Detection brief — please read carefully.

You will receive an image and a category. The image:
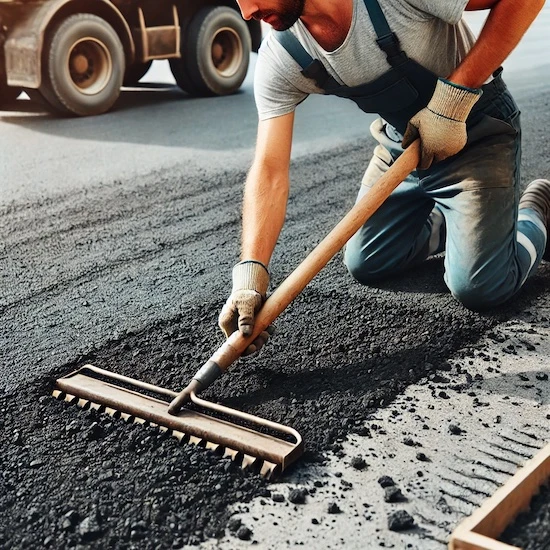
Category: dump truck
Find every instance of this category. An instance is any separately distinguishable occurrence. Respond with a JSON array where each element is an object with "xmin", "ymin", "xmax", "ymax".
[{"xmin": 0, "ymin": 0, "xmax": 262, "ymax": 116}]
